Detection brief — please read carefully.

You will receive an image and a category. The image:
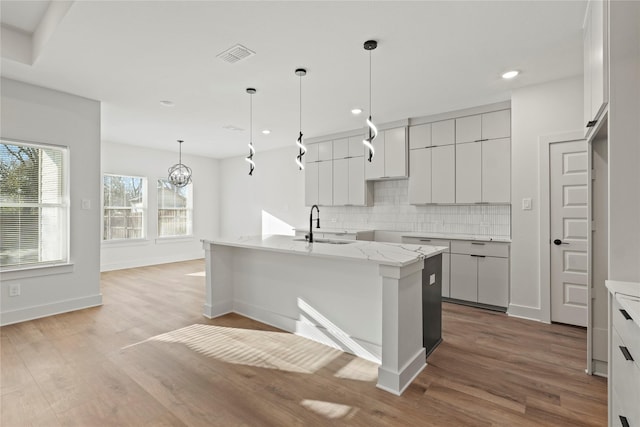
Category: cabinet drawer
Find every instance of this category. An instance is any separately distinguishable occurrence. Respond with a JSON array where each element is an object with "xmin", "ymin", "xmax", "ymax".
[
  {"xmin": 450, "ymin": 240, "xmax": 509, "ymax": 257},
  {"xmin": 613, "ymin": 295, "xmax": 640, "ymax": 371},
  {"xmin": 612, "ymin": 328, "xmax": 640, "ymax": 424},
  {"xmin": 402, "ymin": 237, "xmax": 450, "ymax": 250}
]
